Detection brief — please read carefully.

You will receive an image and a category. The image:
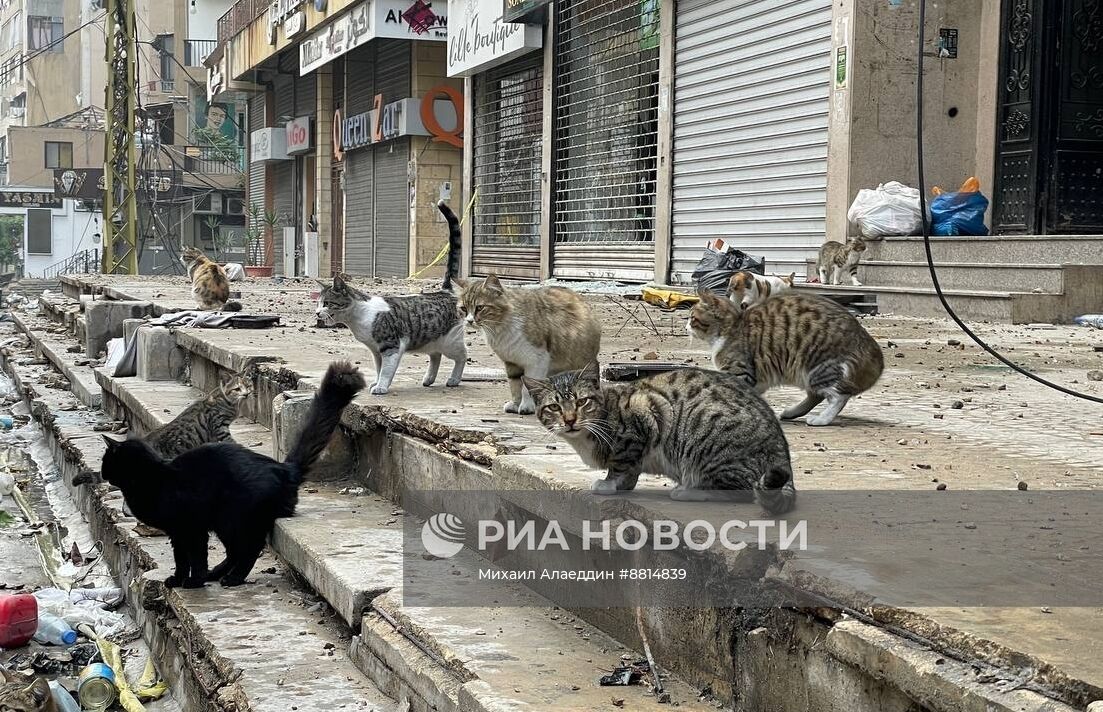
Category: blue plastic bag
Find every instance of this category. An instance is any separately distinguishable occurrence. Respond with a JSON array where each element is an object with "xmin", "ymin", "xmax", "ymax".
[{"xmin": 930, "ymin": 191, "xmax": 989, "ymax": 236}]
